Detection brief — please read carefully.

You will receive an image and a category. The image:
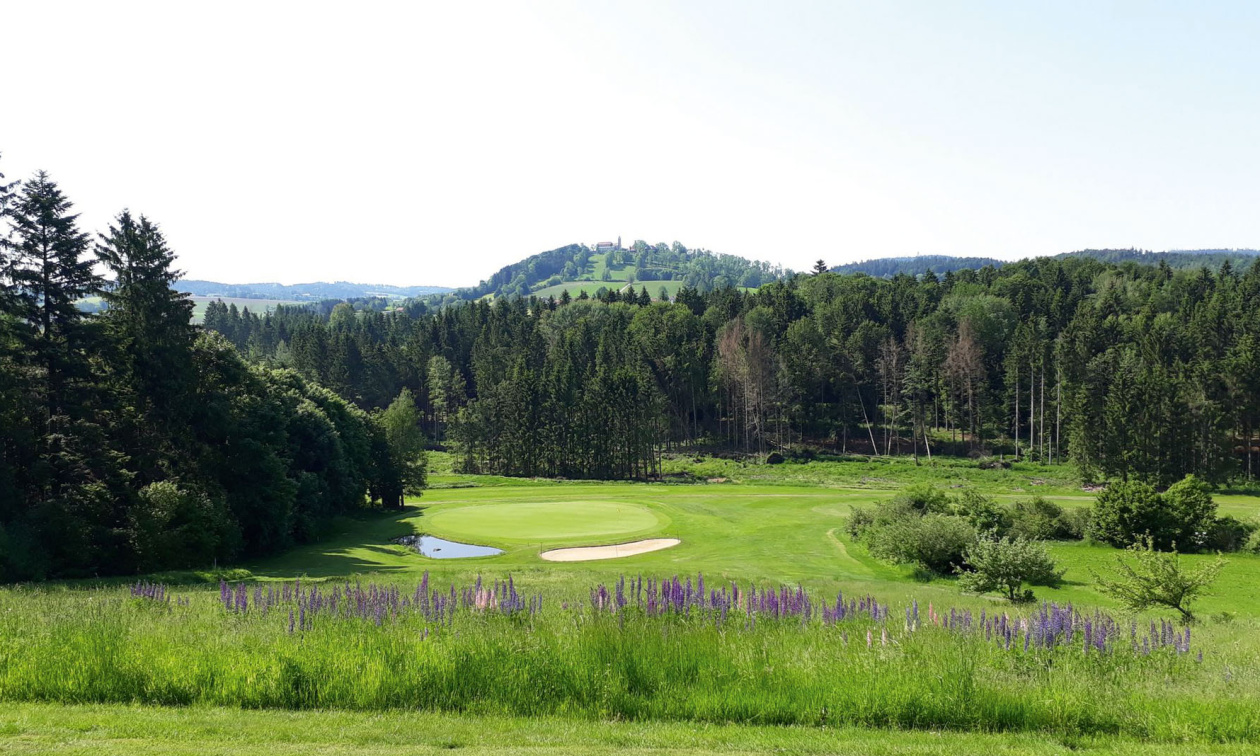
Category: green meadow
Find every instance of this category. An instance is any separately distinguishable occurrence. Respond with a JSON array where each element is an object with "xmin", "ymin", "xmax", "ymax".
[
  {"xmin": 3, "ymin": 455, "xmax": 1259, "ymax": 754},
  {"xmin": 189, "ymin": 296, "xmax": 297, "ymax": 323}
]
